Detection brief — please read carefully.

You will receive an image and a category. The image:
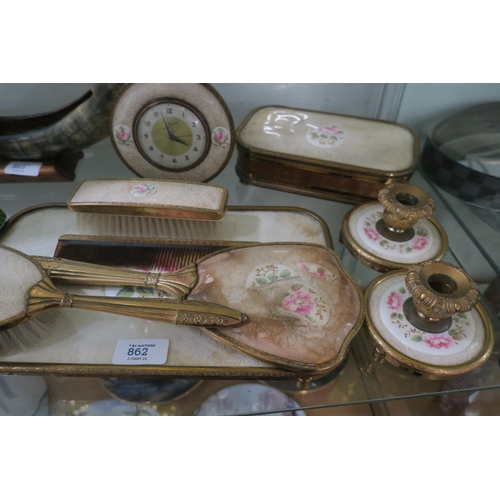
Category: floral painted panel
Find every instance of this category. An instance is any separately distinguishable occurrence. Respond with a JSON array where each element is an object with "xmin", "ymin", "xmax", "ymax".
[
  {"xmin": 211, "ymin": 126, "xmax": 231, "ymax": 148},
  {"xmin": 246, "ymin": 264, "xmax": 298, "ymax": 288},
  {"xmin": 113, "ymin": 124, "xmax": 133, "ymax": 147},
  {"xmin": 278, "ymin": 282, "xmax": 330, "ymax": 326},
  {"xmin": 130, "ymin": 183, "xmax": 157, "ymax": 197},
  {"xmin": 306, "ymin": 125, "xmax": 346, "ymax": 148},
  {"xmin": 104, "ymin": 286, "xmax": 170, "ymax": 299},
  {"xmin": 379, "ymin": 282, "xmax": 475, "ymax": 357},
  {"xmin": 188, "ymin": 244, "xmax": 362, "ymax": 365},
  {"xmin": 298, "ymin": 262, "xmax": 336, "ymax": 282},
  {"xmin": 360, "ymin": 209, "xmax": 432, "ymax": 255},
  {"xmin": 350, "ymin": 203, "xmax": 442, "ymax": 264}
]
